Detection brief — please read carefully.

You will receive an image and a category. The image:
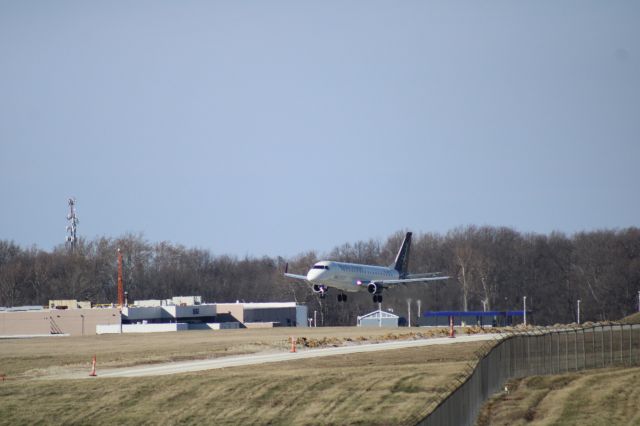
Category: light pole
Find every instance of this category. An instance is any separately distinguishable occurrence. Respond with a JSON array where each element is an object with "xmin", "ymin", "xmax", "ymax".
[
  {"xmin": 417, "ymin": 299, "xmax": 421, "ymax": 326},
  {"xmin": 523, "ymin": 296, "xmax": 527, "ymax": 326},
  {"xmin": 407, "ymin": 298, "xmax": 412, "ymax": 327},
  {"xmin": 577, "ymin": 299, "xmax": 581, "ymax": 325}
]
